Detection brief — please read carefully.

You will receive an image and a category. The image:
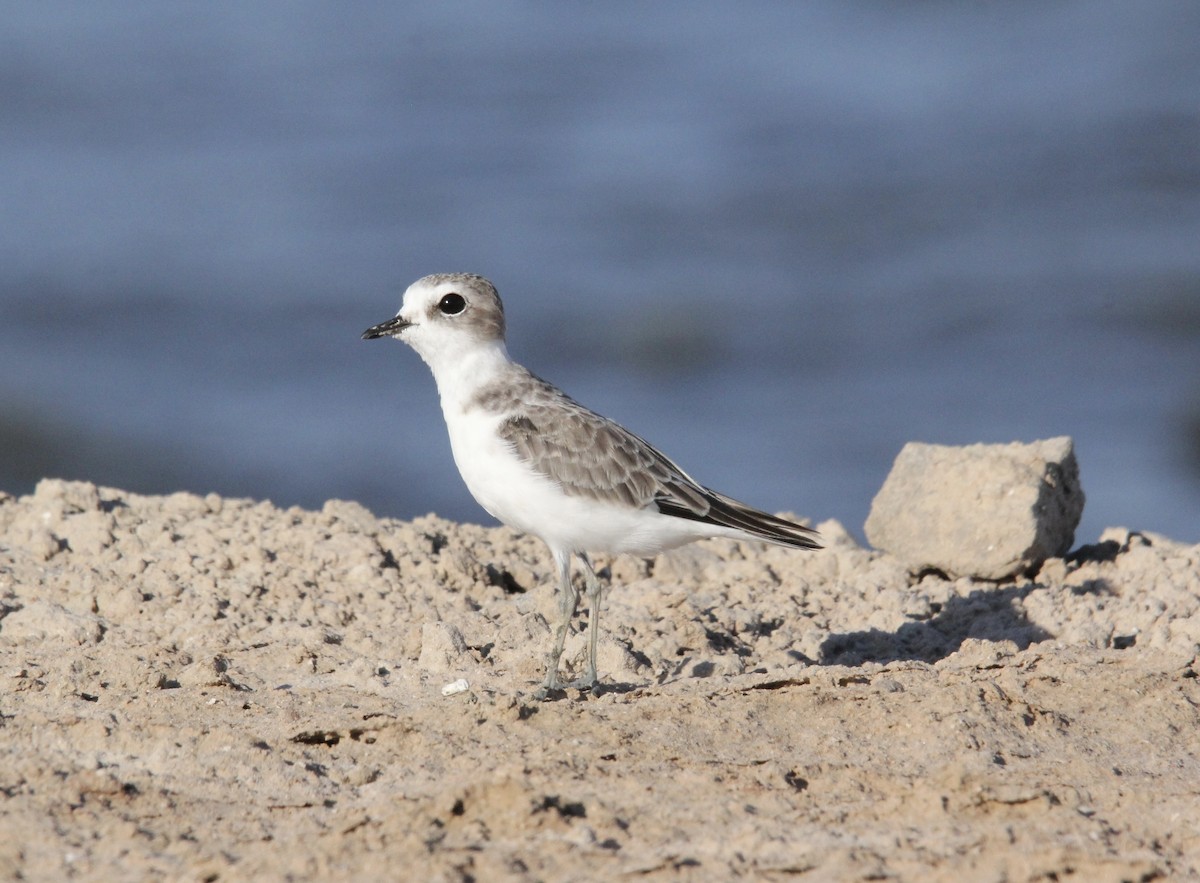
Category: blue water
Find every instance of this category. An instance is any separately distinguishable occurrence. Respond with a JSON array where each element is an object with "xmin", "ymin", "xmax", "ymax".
[{"xmin": 2, "ymin": 2, "xmax": 1198, "ymax": 545}]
